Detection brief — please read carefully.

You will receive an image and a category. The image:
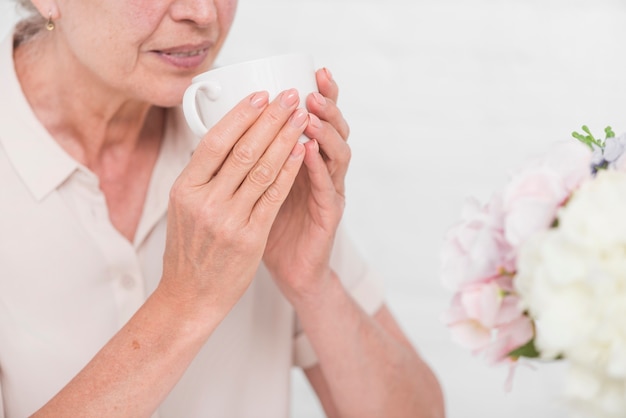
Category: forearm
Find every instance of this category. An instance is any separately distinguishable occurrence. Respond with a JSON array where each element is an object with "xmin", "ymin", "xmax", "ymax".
[
  {"xmin": 295, "ymin": 272, "xmax": 444, "ymax": 418},
  {"xmin": 31, "ymin": 287, "xmax": 222, "ymax": 418}
]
